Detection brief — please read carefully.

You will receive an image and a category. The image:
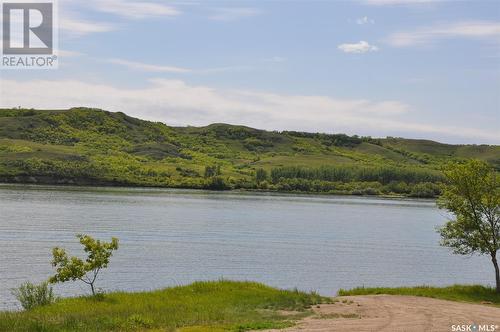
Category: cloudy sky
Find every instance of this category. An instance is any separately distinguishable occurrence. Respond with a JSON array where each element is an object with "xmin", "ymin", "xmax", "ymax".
[{"xmin": 1, "ymin": 0, "xmax": 499, "ymax": 144}]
